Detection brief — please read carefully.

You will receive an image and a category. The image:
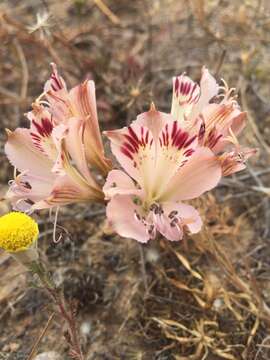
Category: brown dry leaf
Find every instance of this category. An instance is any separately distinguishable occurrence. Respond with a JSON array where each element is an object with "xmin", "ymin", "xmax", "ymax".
[
  {"xmin": 173, "ymin": 250, "xmax": 203, "ymax": 281},
  {"xmin": 214, "ymin": 349, "xmax": 238, "ymax": 360}
]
